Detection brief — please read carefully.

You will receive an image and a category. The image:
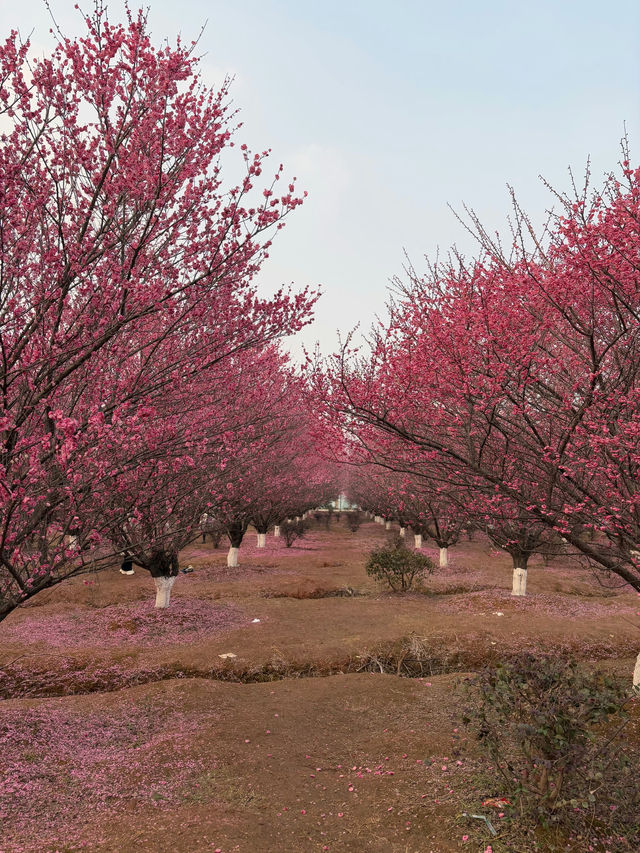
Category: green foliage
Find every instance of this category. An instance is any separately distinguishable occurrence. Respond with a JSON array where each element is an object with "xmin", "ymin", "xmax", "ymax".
[
  {"xmin": 366, "ymin": 537, "xmax": 433, "ymax": 592},
  {"xmin": 345, "ymin": 510, "xmax": 362, "ymax": 532},
  {"xmin": 281, "ymin": 519, "xmax": 305, "ymax": 548},
  {"xmin": 461, "ymin": 654, "xmax": 637, "ymax": 834}
]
